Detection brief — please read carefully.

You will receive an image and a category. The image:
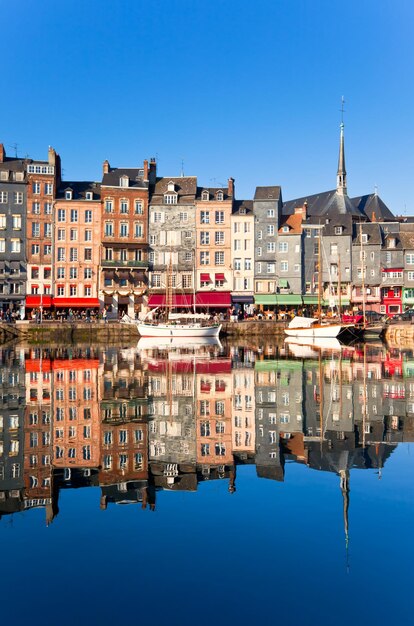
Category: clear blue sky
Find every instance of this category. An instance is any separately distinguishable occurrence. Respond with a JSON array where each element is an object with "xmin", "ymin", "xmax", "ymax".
[{"xmin": 2, "ymin": 0, "xmax": 413, "ymax": 213}]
